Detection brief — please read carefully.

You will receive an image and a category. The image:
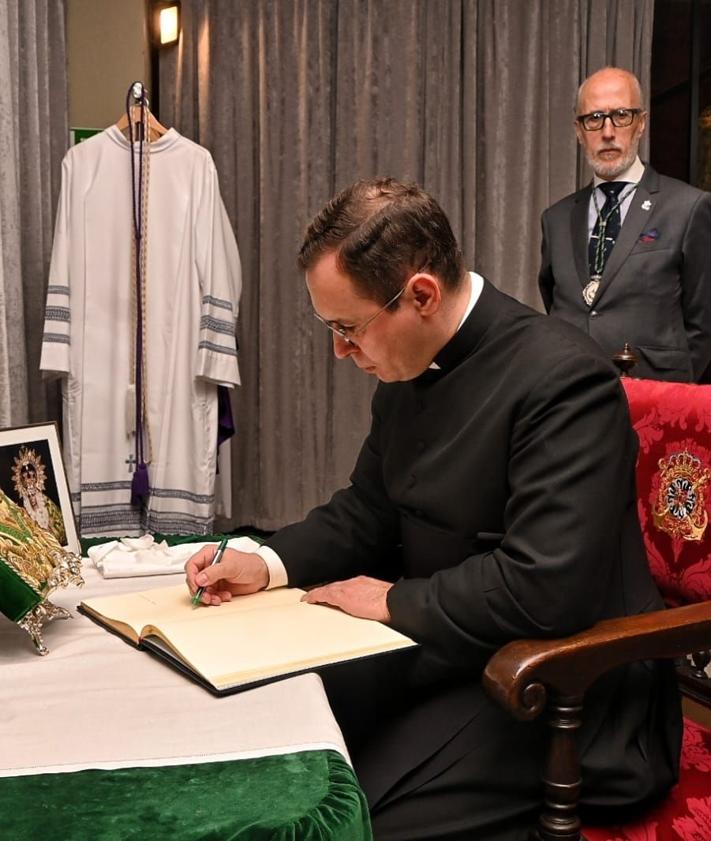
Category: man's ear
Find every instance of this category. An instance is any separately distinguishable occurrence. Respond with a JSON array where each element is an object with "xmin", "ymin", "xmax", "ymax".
[
  {"xmin": 637, "ymin": 110, "xmax": 648, "ymax": 139},
  {"xmin": 410, "ymin": 274, "xmax": 441, "ymax": 316}
]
